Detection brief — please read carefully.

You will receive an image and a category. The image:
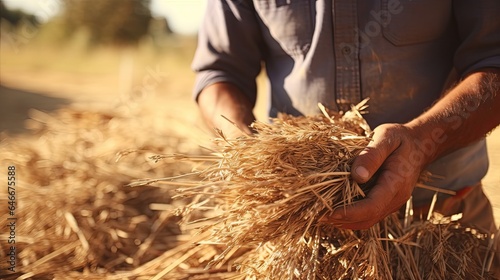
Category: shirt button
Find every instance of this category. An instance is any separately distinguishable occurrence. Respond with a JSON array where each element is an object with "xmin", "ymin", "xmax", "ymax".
[{"xmin": 341, "ymin": 46, "xmax": 352, "ymax": 55}]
